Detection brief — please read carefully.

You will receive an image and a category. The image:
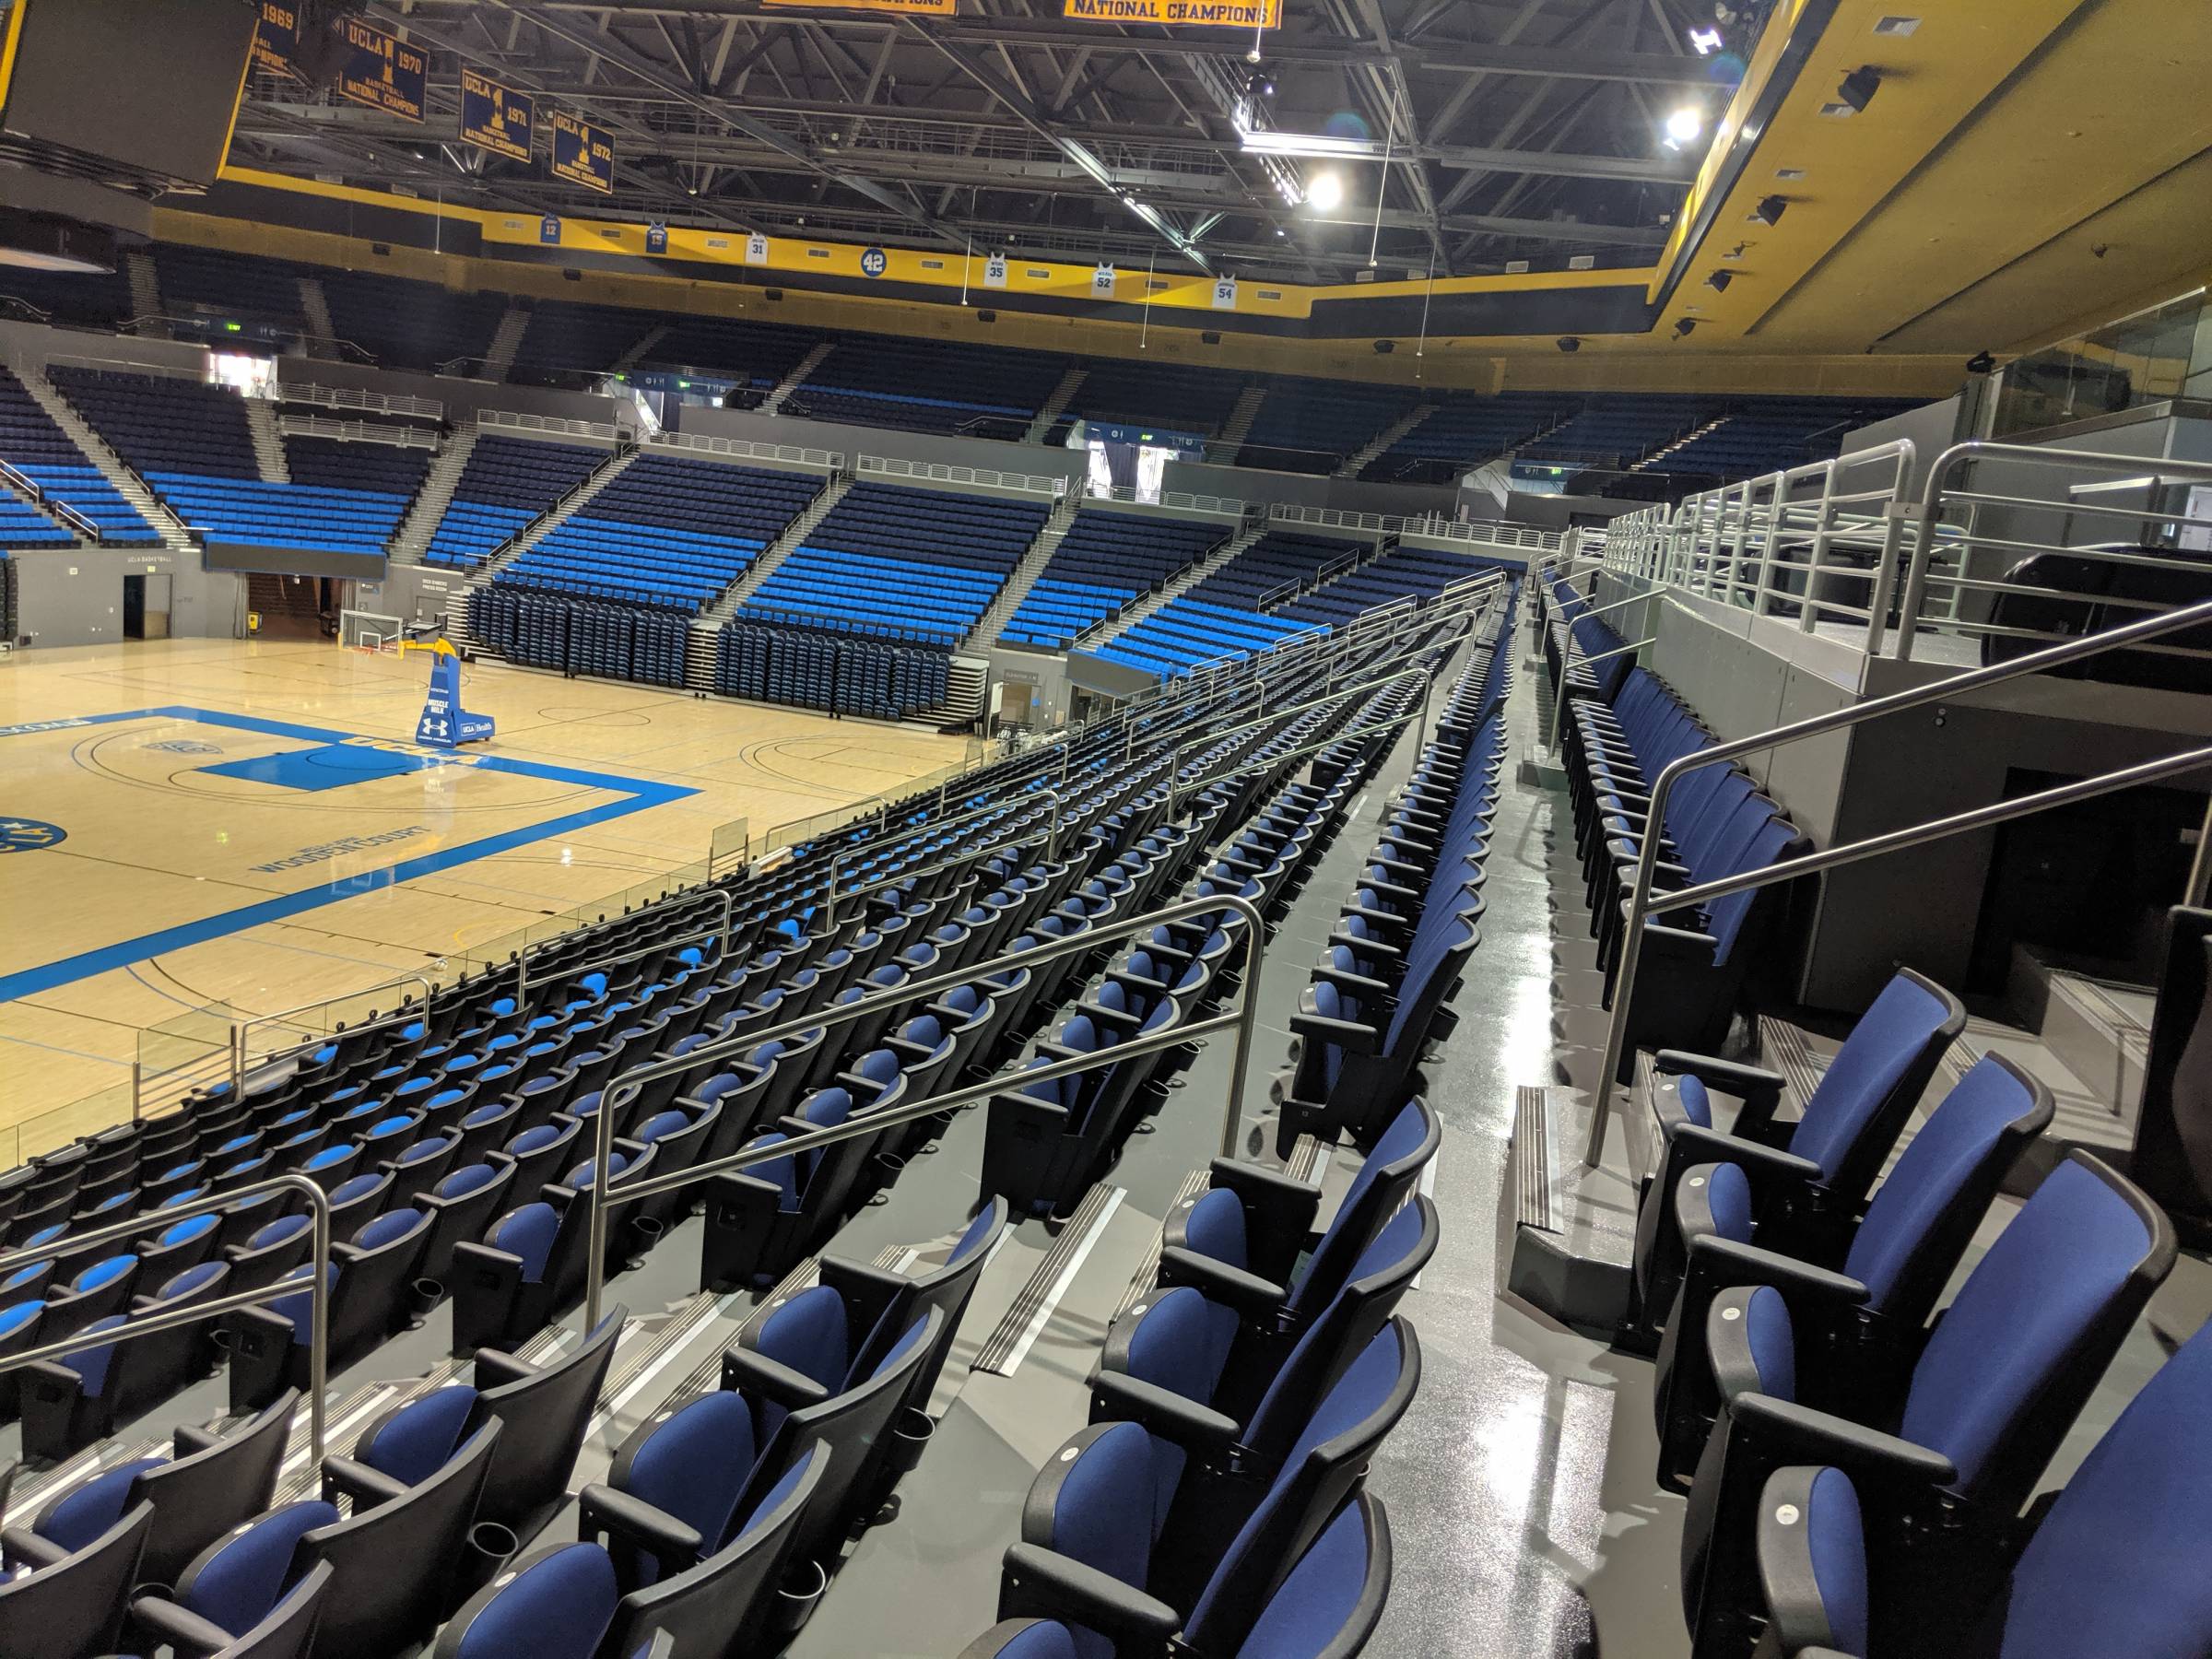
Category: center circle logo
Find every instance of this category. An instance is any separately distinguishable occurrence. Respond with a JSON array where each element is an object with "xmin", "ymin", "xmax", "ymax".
[
  {"xmin": 0, "ymin": 818, "xmax": 67, "ymax": 853},
  {"xmin": 860, "ymin": 246, "xmax": 888, "ymax": 278}
]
